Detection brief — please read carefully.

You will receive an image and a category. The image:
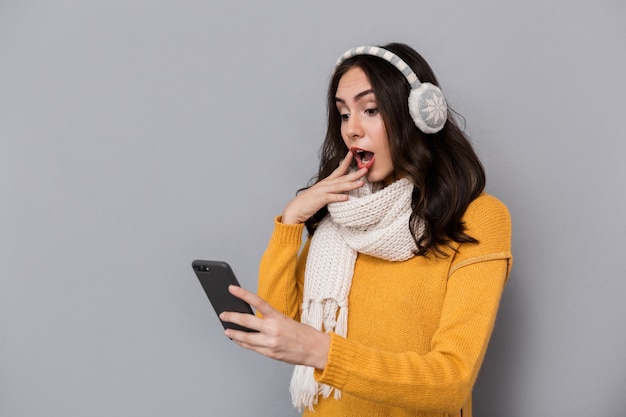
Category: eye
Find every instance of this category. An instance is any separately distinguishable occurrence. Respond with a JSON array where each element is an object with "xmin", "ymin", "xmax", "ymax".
[
  {"xmin": 340, "ymin": 113, "xmax": 350, "ymax": 121},
  {"xmin": 365, "ymin": 107, "xmax": 379, "ymax": 116}
]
